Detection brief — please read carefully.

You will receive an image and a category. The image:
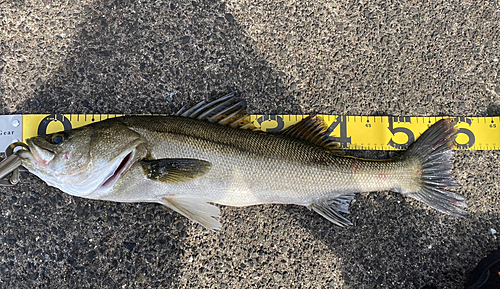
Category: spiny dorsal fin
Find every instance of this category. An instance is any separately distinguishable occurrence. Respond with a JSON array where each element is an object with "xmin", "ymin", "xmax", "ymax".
[
  {"xmin": 140, "ymin": 158, "xmax": 212, "ymax": 183},
  {"xmin": 281, "ymin": 115, "xmax": 340, "ymax": 151},
  {"xmin": 175, "ymin": 92, "xmax": 252, "ymax": 129}
]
